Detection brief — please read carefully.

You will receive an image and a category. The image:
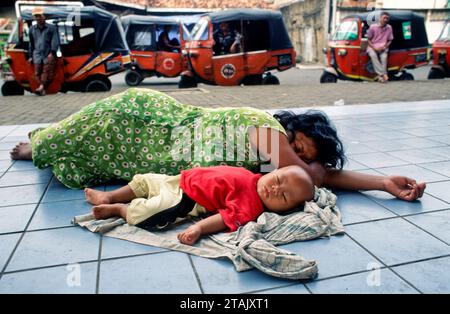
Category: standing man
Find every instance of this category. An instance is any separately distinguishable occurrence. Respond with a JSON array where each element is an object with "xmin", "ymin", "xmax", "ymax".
[
  {"xmin": 28, "ymin": 7, "xmax": 59, "ymax": 95},
  {"xmin": 367, "ymin": 12, "xmax": 393, "ymax": 83}
]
